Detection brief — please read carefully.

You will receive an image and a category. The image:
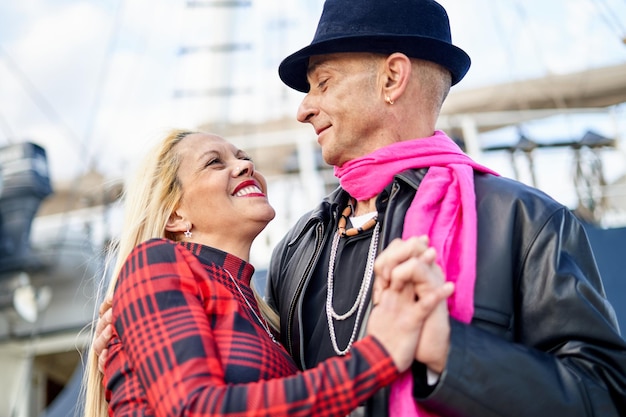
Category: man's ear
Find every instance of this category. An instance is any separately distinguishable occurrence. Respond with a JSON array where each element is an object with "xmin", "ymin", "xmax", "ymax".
[
  {"xmin": 382, "ymin": 53, "xmax": 411, "ymax": 102},
  {"xmin": 165, "ymin": 210, "xmax": 187, "ymax": 234}
]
